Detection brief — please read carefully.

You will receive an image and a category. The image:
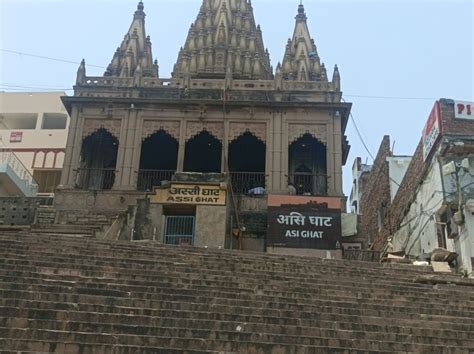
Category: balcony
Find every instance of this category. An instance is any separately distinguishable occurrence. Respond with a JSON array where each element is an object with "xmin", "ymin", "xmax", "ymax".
[
  {"xmin": 76, "ymin": 168, "xmax": 115, "ymax": 191},
  {"xmin": 137, "ymin": 169, "xmax": 175, "ymax": 192},
  {"xmin": 229, "ymin": 172, "xmax": 266, "ymax": 195},
  {"xmin": 288, "ymin": 173, "xmax": 327, "ymax": 196}
]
